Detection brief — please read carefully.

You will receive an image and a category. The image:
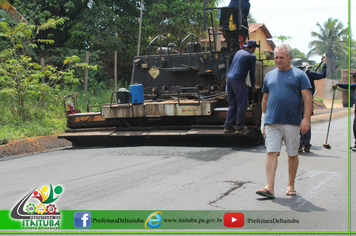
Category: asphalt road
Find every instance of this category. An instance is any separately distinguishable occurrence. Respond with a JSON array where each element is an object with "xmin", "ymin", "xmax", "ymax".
[{"xmin": 0, "ymin": 111, "xmax": 353, "ymax": 233}]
